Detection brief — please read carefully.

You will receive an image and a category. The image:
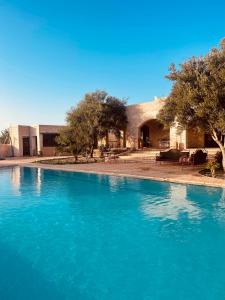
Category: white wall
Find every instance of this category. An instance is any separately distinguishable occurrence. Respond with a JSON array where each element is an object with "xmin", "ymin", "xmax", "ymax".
[{"xmin": 9, "ymin": 124, "xmax": 65, "ymax": 157}]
